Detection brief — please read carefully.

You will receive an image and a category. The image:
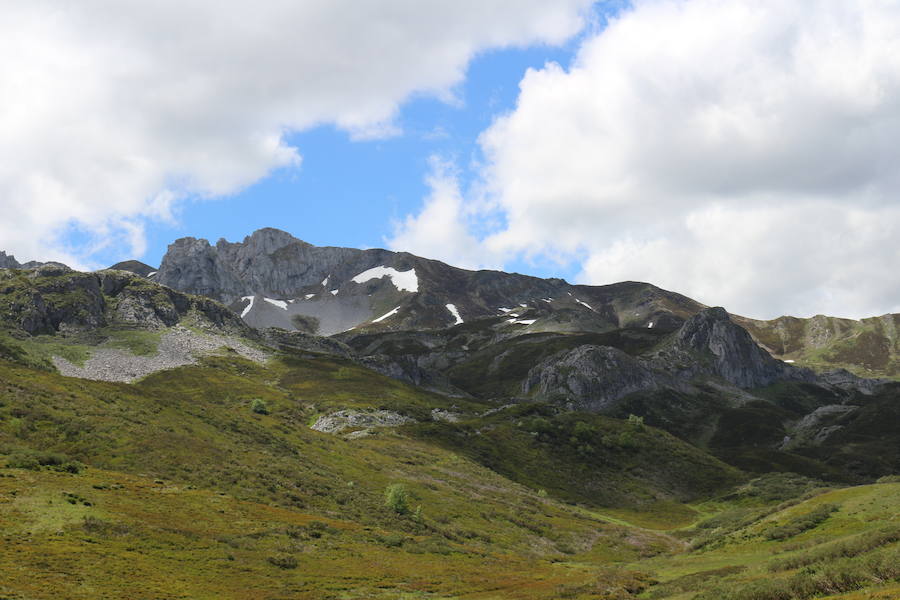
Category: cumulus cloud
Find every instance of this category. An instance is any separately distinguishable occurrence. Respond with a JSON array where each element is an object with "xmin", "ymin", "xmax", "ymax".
[
  {"xmin": 0, "ymin": 0, "xmax": 590, "ymax": 266},
  {"xmin": 466, "ymin": 0, "xmax": 900, "ymax": 318},
  {"xmin": 388, "ymin": 157, "xmax": 500, "ymax": 270}
]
